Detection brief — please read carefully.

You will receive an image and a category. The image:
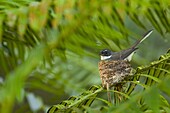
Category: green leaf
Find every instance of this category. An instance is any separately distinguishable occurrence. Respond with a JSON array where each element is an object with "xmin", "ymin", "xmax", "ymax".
[
  {"xmin": 144, "ymin": 86, "xmax": 160, "ymax": 113},
  {"xmin": 47, "ymin": 85, "xmax": 102, "ymax": 113}
]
